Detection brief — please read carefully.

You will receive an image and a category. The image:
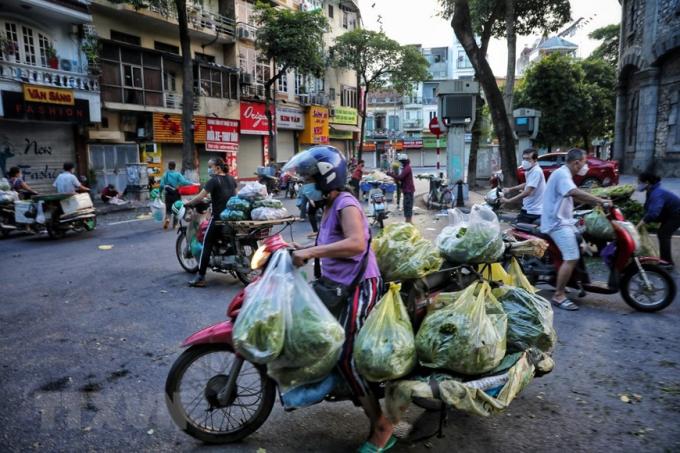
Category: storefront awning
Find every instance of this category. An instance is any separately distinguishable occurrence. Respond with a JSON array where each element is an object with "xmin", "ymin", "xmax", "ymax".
[{"xmin": 330, "ymin": 124, "xmax": 360, "ymax": 133}]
